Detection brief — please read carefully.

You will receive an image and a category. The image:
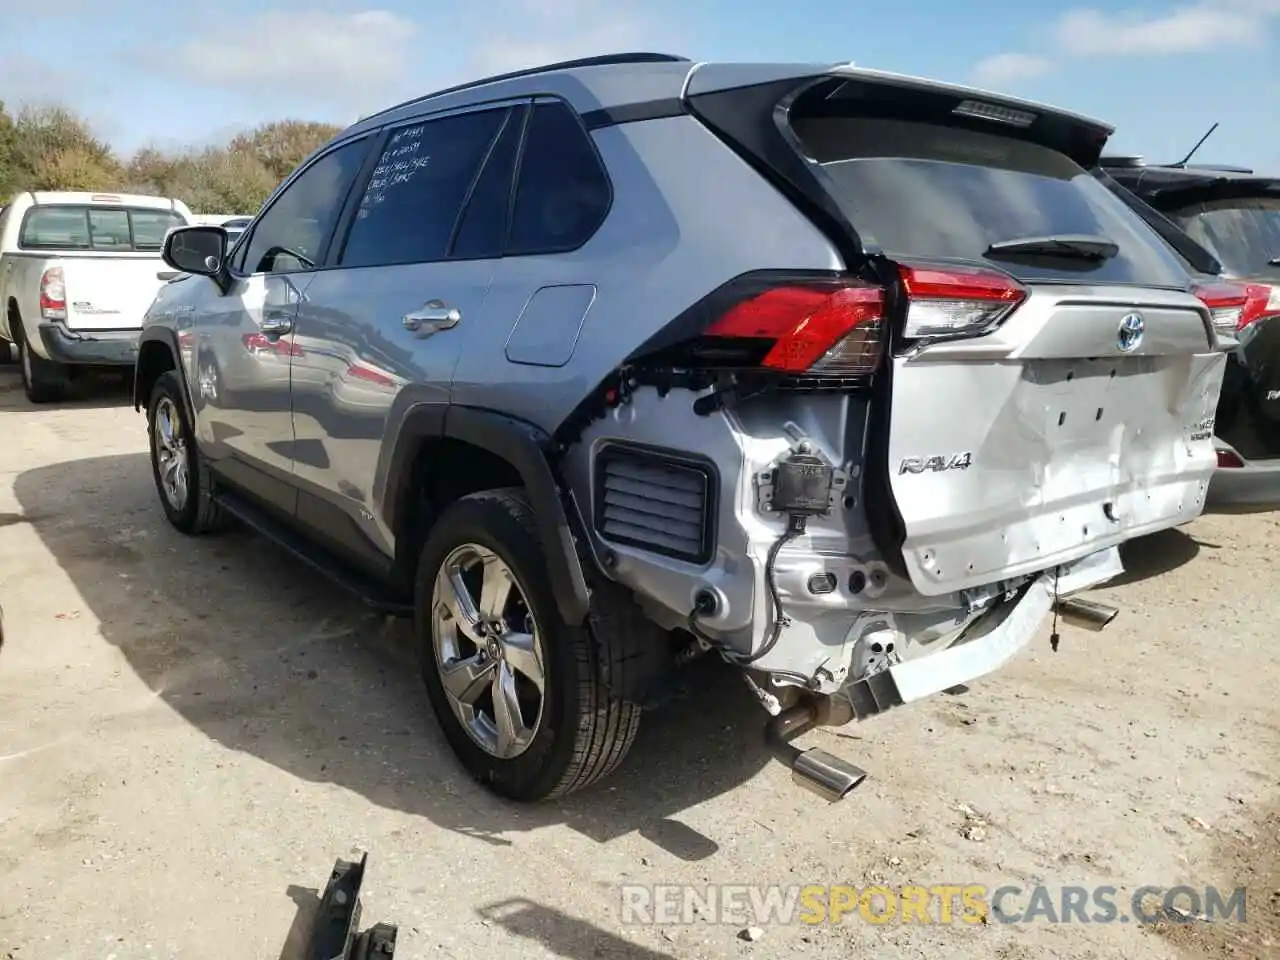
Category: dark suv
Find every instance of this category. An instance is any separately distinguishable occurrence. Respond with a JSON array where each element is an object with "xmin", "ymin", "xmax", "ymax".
[{"xmin": 1099, "ymin": 157, "xmax": 1280, "ymax": 510}]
